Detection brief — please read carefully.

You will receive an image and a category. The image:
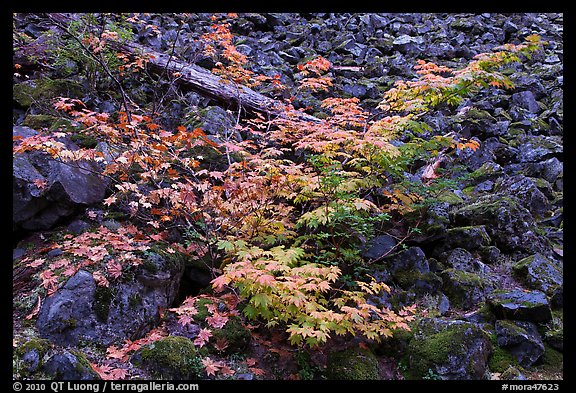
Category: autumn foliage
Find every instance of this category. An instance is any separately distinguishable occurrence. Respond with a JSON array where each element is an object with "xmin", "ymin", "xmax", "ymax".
[{"xmin": 13, "ymin": 15, "xmax": 544, "ymax": 378}]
